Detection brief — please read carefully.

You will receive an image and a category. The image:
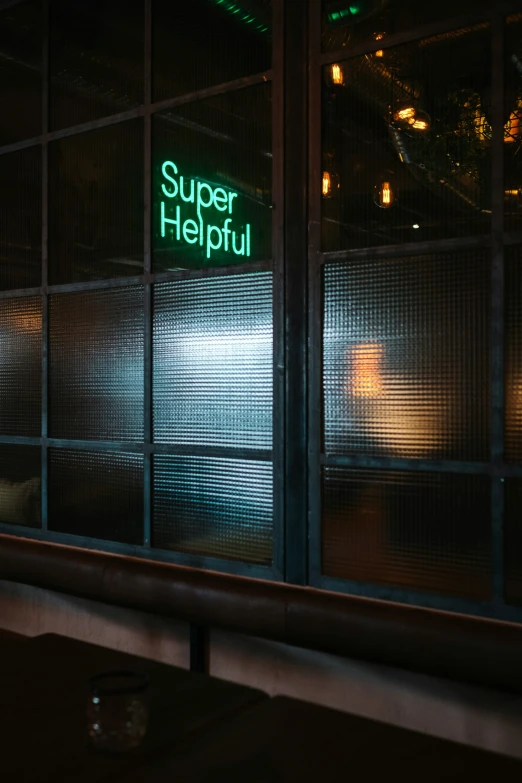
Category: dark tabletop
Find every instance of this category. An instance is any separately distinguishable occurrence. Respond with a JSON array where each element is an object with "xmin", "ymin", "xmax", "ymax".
[
  {"xmin": 103, "ymin": 694, "xmax": 522, "ymax": 783},
  {"xmin": 0, "ymin": 632, "xmax": 266, "ymax": 782}
]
